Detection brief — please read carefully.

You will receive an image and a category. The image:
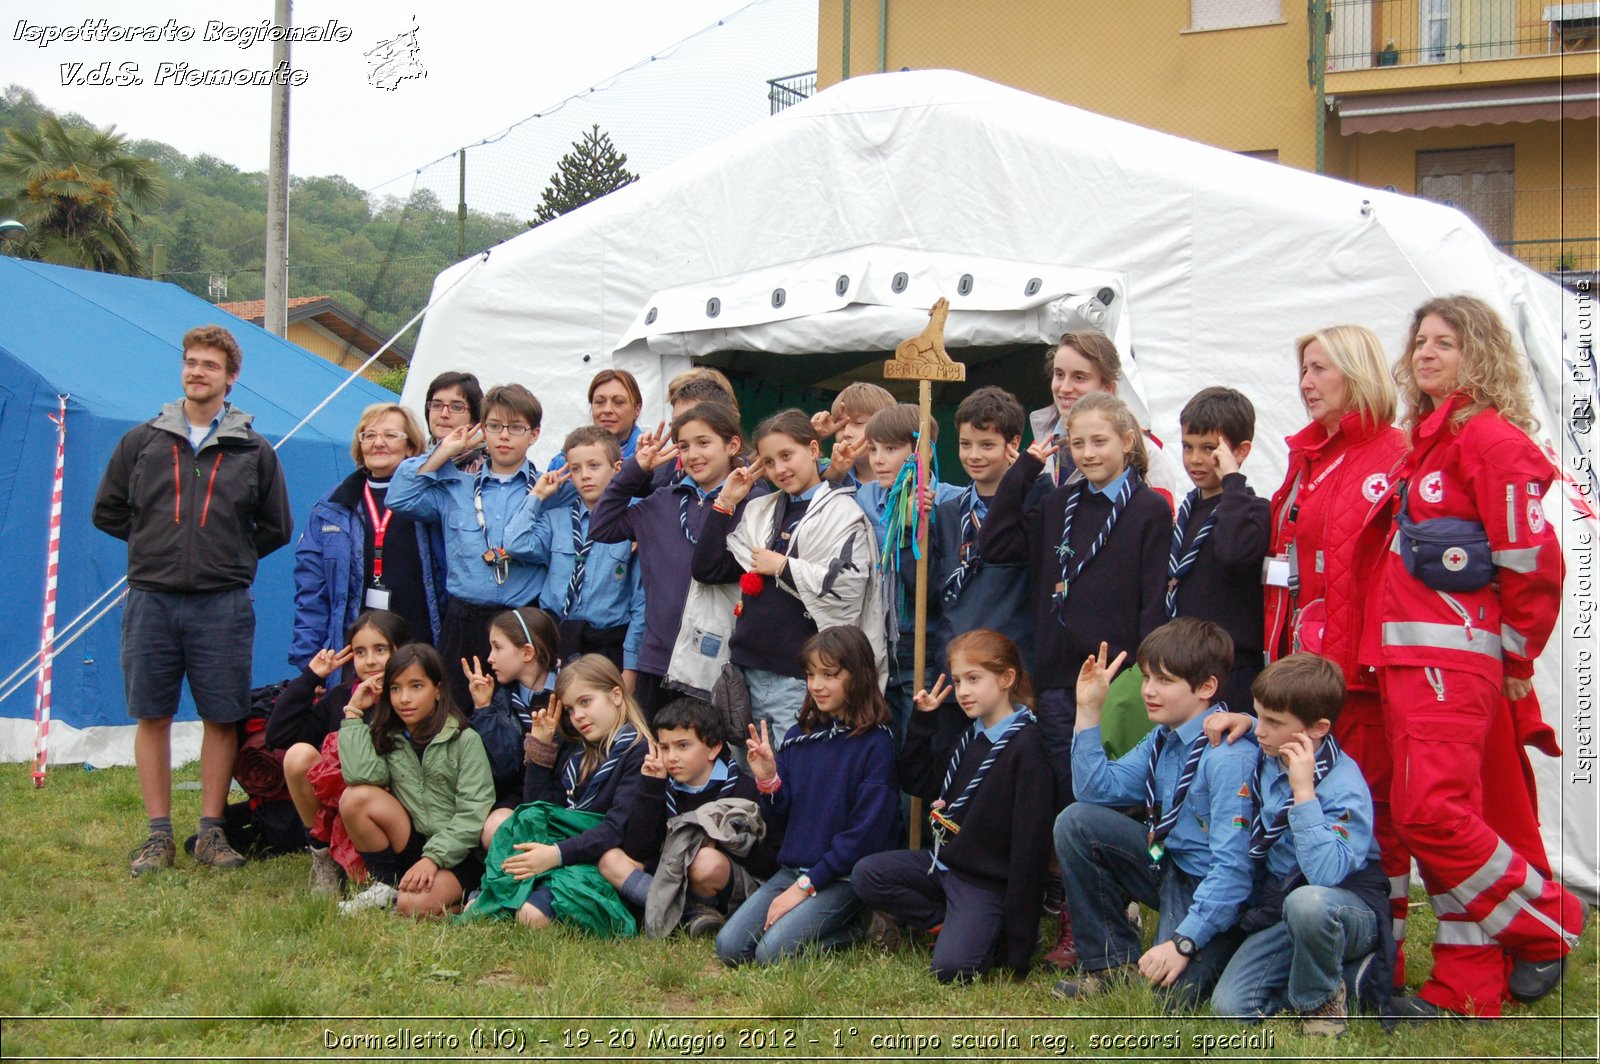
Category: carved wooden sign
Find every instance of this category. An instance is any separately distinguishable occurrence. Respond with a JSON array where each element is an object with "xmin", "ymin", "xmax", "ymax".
[{"xmin": 883, "ymin": 298, "xmax": 967, "ymax": 382}]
